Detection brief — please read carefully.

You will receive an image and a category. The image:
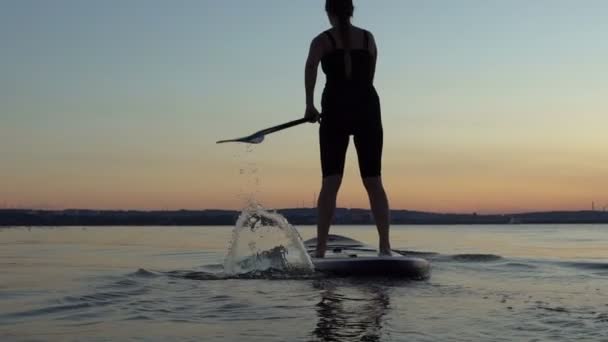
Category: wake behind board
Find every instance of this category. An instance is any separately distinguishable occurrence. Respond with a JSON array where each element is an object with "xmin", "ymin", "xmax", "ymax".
[{"xmin": 304, "ymin": 234, "xmax": 430, "ymax": 279}]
